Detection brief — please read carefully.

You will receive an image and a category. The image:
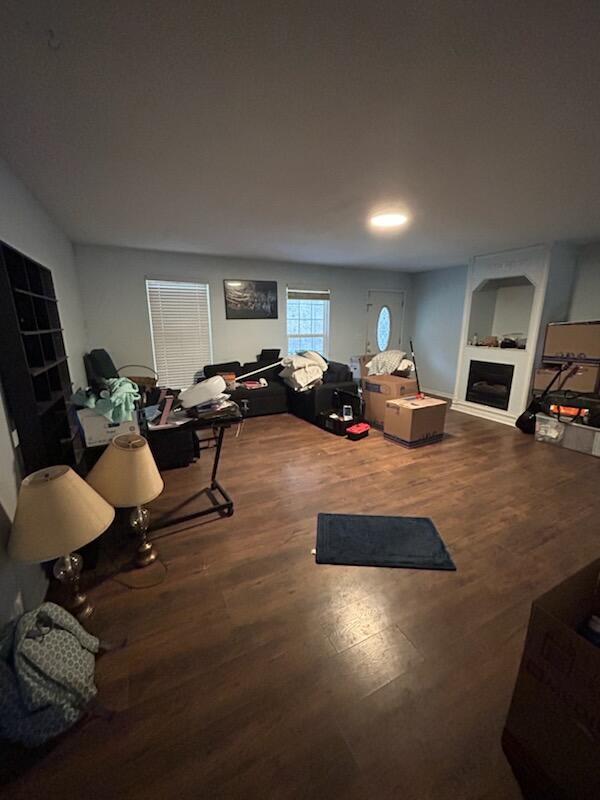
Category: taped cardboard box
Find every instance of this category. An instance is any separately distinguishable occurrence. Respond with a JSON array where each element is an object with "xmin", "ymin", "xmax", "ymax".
[
  {"xmin": 502, "ymin": 559, "xmax": 600, "ymax": 799},
  {"xmin": 384, "ymin": 396, "xmax": 447, "ymax": 448},
  {"xmin": 543, "ymin": 320, "xmax": 600, "ymax": 364},
  {"xmin": 533, "ymin": 363, "xmax": 600, "ymax": 394},
  {"xmin": 361, "ymin": 376, "xmax": 418, "ymax": 429}
]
